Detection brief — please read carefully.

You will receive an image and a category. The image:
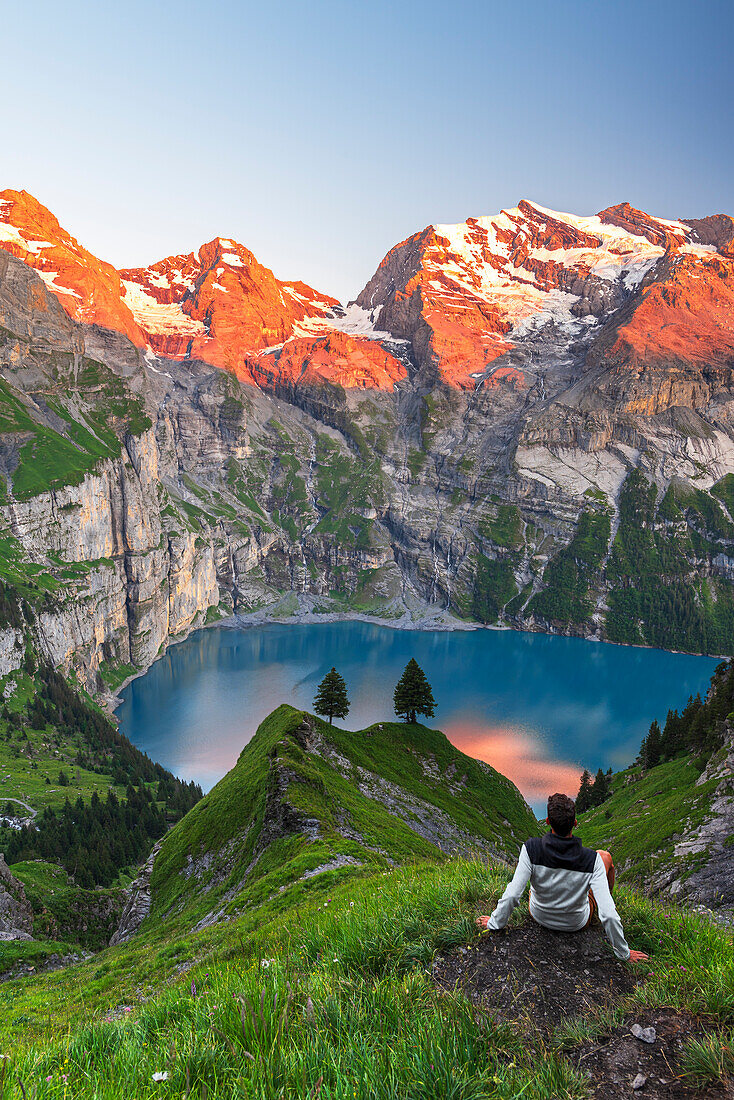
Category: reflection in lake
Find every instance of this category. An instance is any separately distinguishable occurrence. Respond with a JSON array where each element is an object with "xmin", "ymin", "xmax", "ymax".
[{"xmin": 116, "ymin": 621, "xmax": 718, "ymax": 814}]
